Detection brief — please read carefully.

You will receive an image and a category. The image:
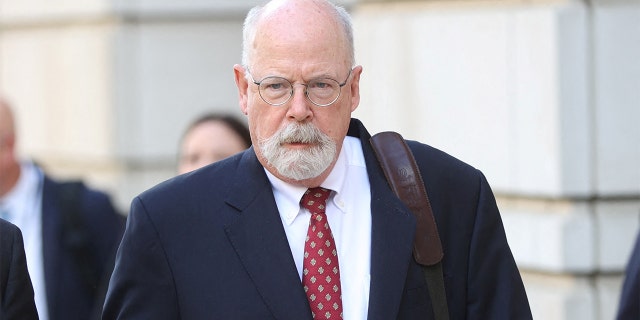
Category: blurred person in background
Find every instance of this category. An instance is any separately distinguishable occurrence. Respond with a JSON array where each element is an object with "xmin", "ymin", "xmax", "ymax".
[
  {"xmin": 617, "ymin": 228, "xmax": 640, "ymax": 320},
  {"xmin": 177, "ymin": 113, "xmax": 251, "ymax": 174},
  {"xmin": 0, "ymin": 219, "xmax": 39, "ymax": 319},
  {"xmin": 0, "ymin": 96, "xmax": 125, "ymax": 320}
]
